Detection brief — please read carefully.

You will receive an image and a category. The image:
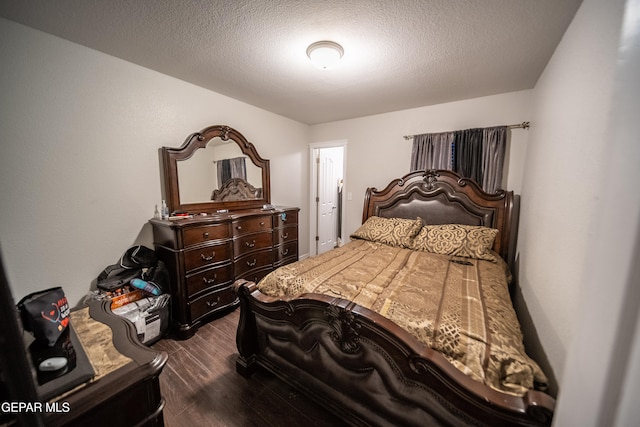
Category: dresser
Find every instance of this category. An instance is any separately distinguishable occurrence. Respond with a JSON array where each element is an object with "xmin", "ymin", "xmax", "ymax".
[{"xmin": 150, "ymin": 207, "xmax": 299, "ymax": 338}]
